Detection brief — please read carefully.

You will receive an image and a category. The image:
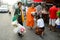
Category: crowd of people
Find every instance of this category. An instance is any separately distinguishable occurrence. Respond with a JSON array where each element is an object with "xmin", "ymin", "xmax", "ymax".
[{"xmin": 12, "ymin": 2, "xmax": 60, "ymax": 37}]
